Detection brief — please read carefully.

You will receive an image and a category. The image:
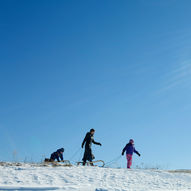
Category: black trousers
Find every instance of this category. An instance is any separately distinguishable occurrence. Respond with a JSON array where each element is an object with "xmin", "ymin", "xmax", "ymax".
[
  {"xmin": 50, "ymin": 153, "xmax": 58, "ymax": 162},
  {"xmin": 82, "ymin": 147, "xmax": 93, "ymax": 163}
]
